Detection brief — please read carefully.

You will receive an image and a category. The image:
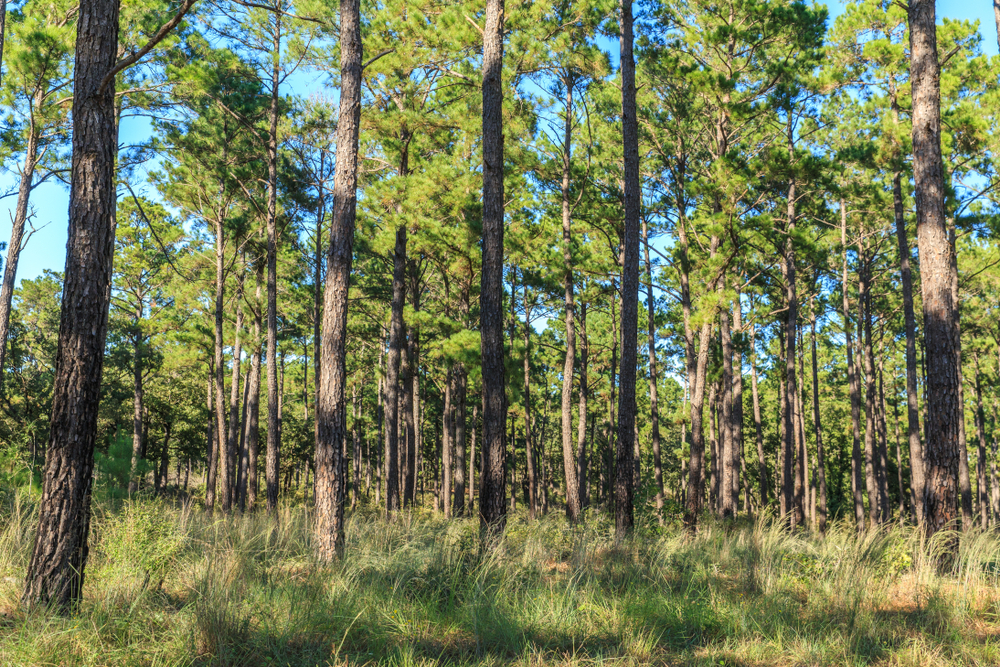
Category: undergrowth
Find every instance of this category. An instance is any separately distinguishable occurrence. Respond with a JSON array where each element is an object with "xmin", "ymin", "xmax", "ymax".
[{"xmin": 1, "ymin": 491, "xmax": 999, "ymax": 666}]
